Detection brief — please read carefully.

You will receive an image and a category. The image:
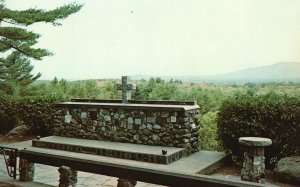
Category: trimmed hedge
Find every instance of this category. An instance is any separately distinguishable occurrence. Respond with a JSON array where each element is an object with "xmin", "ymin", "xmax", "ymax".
[
  {"xmin": 217, "ymin": 93, "xmax": 300, "ymax": 167},
  {"xmin": 0, "ymin": 95, "xmax": 61, "ymax": 135}
]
